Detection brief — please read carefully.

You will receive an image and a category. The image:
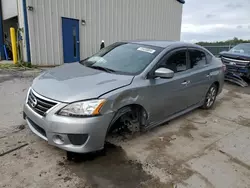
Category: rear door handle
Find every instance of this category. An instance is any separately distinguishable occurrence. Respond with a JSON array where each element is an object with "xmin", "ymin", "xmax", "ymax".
[{"xmin": 206, "ymin": 73, "xmax": 211, "ymax": 78}]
